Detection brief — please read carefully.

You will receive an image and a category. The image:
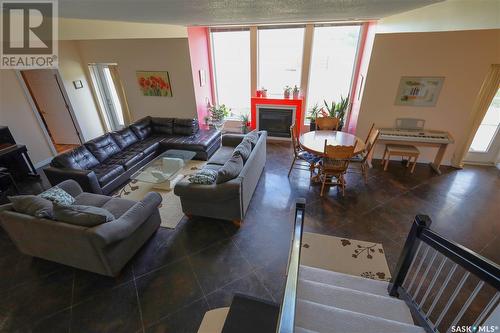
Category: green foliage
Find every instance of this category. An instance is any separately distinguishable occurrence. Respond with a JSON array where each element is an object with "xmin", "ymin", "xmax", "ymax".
[
  {"xmin": 306, "ymin": 103, "xmax": 321, "ymax": 120},
  {"xmin": 322, "ymin": 94, "xmax": 350, "ymax": 130},
  {"xmin": 208, "ymin": 104, "xmax": 230, "ymax": 123}
]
